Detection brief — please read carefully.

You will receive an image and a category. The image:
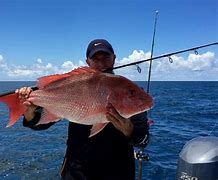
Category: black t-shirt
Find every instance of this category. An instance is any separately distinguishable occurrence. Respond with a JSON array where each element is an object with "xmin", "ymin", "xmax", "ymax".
[
  {"xmin": 65, "ymin": 122, "xmax": 135, "ymax": 180},
  {"xmin": 23, "ymin": 108, "xmax": 149, "ymax": 180}
]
